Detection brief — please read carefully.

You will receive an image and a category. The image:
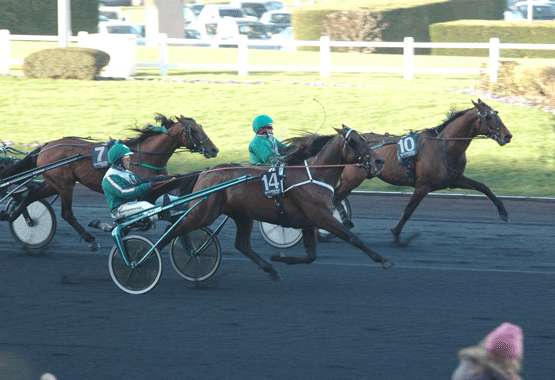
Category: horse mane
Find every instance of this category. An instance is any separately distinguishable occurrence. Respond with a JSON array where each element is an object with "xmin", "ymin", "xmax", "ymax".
[
  {"xmin": 432, "ymin": 106, "xmax": 474, "ymax": 135},
  {"xmin": 281, "ymin": 133, "xmax": 335, "ymax": 165},
  {"xmin": 125, "ymin": 113, "xmax": 176, "ymax": 145}
]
